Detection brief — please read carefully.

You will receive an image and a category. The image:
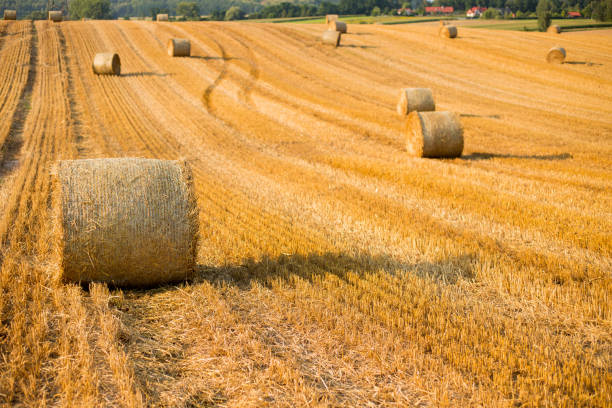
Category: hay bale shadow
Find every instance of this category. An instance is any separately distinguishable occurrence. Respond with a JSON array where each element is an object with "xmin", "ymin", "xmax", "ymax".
[{"xmin": 462, "ymin": 152, "xmax": 572, "ymax": 161}]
